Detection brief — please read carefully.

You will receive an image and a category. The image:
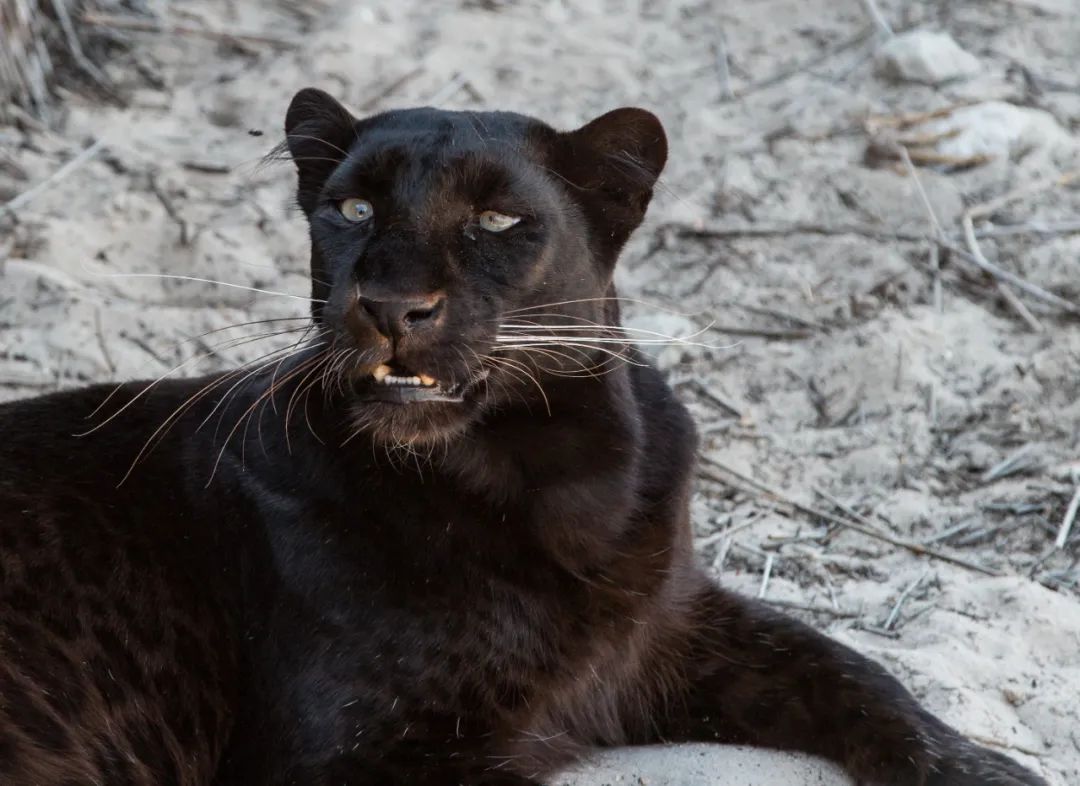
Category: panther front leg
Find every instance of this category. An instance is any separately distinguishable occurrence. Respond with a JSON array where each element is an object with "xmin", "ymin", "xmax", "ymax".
[{"xmin": 653, "ymin": 582, "xmax": 1046, "ymax": 786}]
